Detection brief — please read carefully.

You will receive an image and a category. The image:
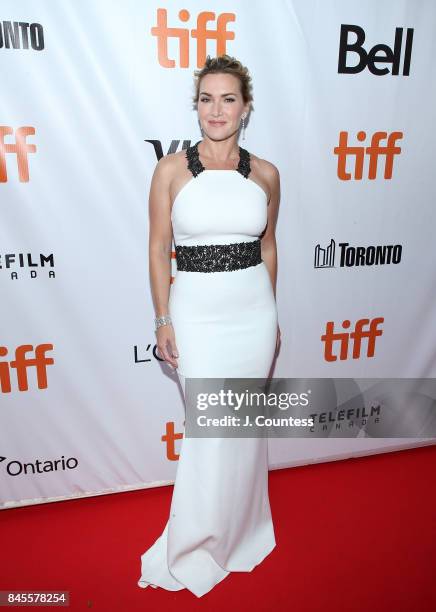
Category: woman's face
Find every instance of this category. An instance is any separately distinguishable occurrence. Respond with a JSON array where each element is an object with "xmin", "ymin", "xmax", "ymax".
[{"xmin": 197, "ymin": 72, "xmax": 249, "ymax": 142}]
